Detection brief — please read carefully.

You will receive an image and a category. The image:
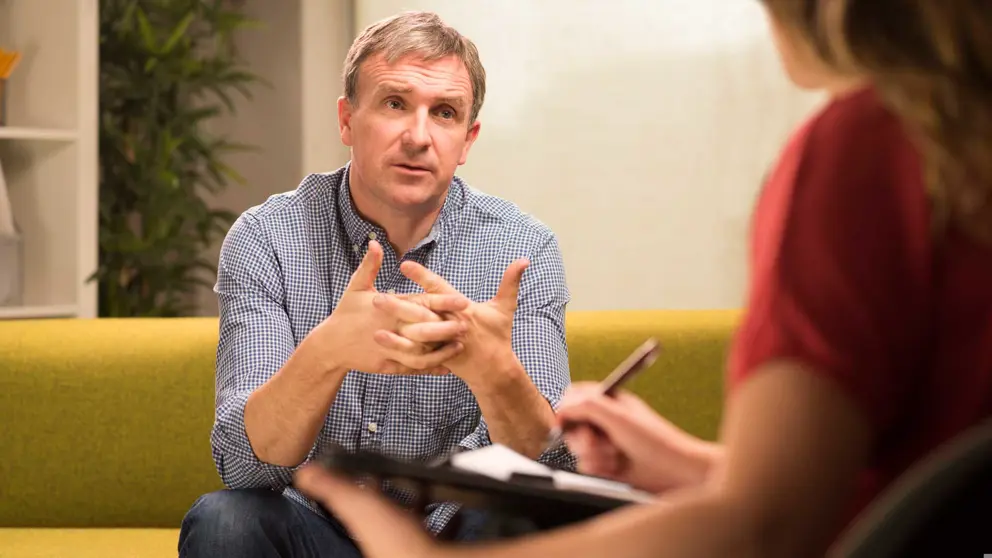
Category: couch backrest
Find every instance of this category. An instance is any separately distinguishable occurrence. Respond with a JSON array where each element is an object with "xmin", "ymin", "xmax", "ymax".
[{"xmin": 0, "ymin": 310, "xmax": 737, "ymax": 528}]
